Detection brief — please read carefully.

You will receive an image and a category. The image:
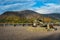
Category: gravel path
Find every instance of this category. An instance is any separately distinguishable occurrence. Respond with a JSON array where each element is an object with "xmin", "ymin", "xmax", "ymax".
[{"xmin": 0, "ymin": 26, "xmax": 60, "ymax": 40}]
